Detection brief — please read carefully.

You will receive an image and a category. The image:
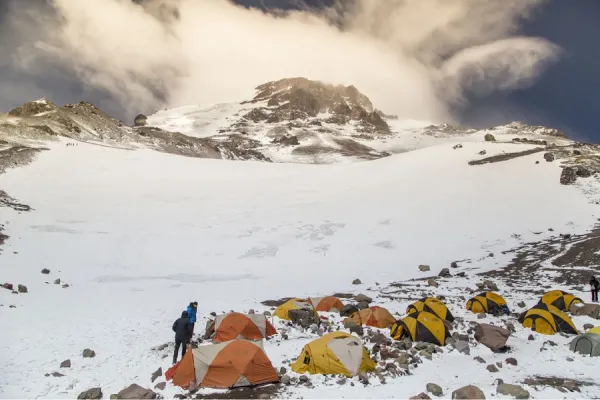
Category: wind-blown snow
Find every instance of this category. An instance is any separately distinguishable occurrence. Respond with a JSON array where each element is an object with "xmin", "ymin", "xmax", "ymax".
[{"xmin": 0, "ymin": 138, "xmax": 598, "ymax": 398}]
